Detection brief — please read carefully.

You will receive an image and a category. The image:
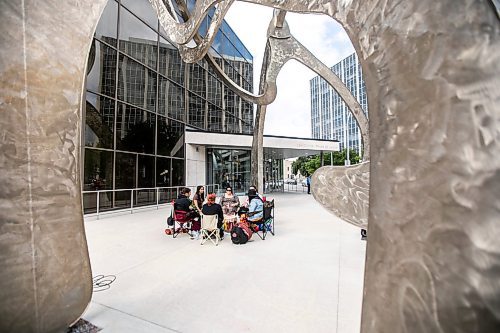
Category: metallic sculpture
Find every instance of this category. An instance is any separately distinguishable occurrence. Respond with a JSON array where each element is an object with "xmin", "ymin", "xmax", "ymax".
[
  {"xmin": 1, "ymin": 0, "xmax": 498, "ymax": 332},
  {"xmin": 0, "ymin": 2, "xmax": 107, "ymax": 332},
  {"xmin": 150, "ymin": 1, "xmax": 370, "ymax": 196},
  {"xmin": 312, "ymin": 162, "xmax": 370, "ymax": 229}
]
